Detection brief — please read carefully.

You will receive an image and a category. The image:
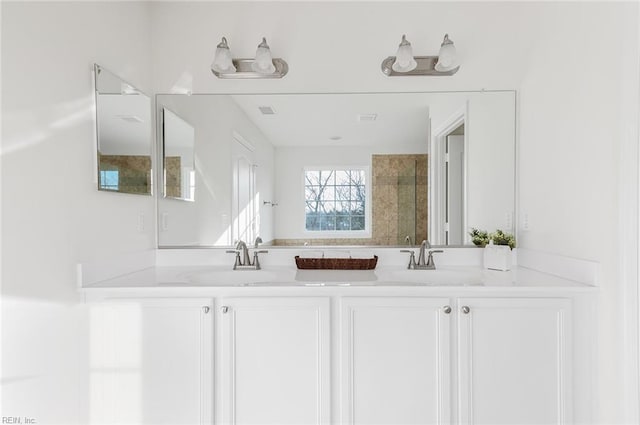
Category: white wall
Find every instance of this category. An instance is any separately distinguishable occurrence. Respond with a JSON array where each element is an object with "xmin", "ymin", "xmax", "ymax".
[
  {"xmin": 1, "ymin": 2, "xmax": 153, "ymax": 424},
  {"xmin": 1, "ymin": 2, "xmax": 638, "ymax": 424},
  {"xmin": 150, "ymin": 2, "xmax": 531, "ymax": 94},
  {"xmin": 517, "ymin": 3, "xmax": 639, "ymax": 423},
  {"xmin": 157, "ymin": 95, "xmax": 275, "ymax": 246}
]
